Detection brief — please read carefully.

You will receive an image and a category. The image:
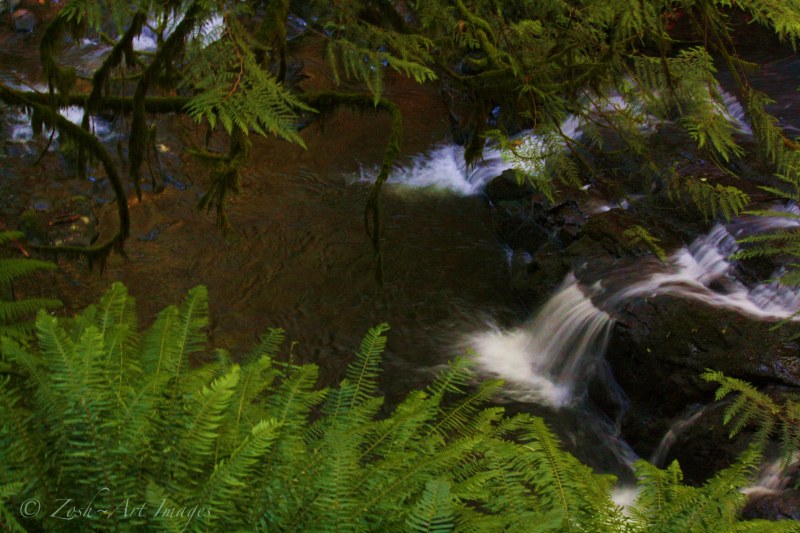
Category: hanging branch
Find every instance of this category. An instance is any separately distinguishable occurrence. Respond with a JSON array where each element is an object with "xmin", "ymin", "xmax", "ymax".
[
  {"xmin": 0, "ymin": 84, "xmax": 130, "ymax": 268},
  {"xmin": 129, "ymin": 2, "xmax": 205, "ymax": 198},
  {"xmin": 303, "ymin": 92, "xmax": 403, "ymax": 285}
]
